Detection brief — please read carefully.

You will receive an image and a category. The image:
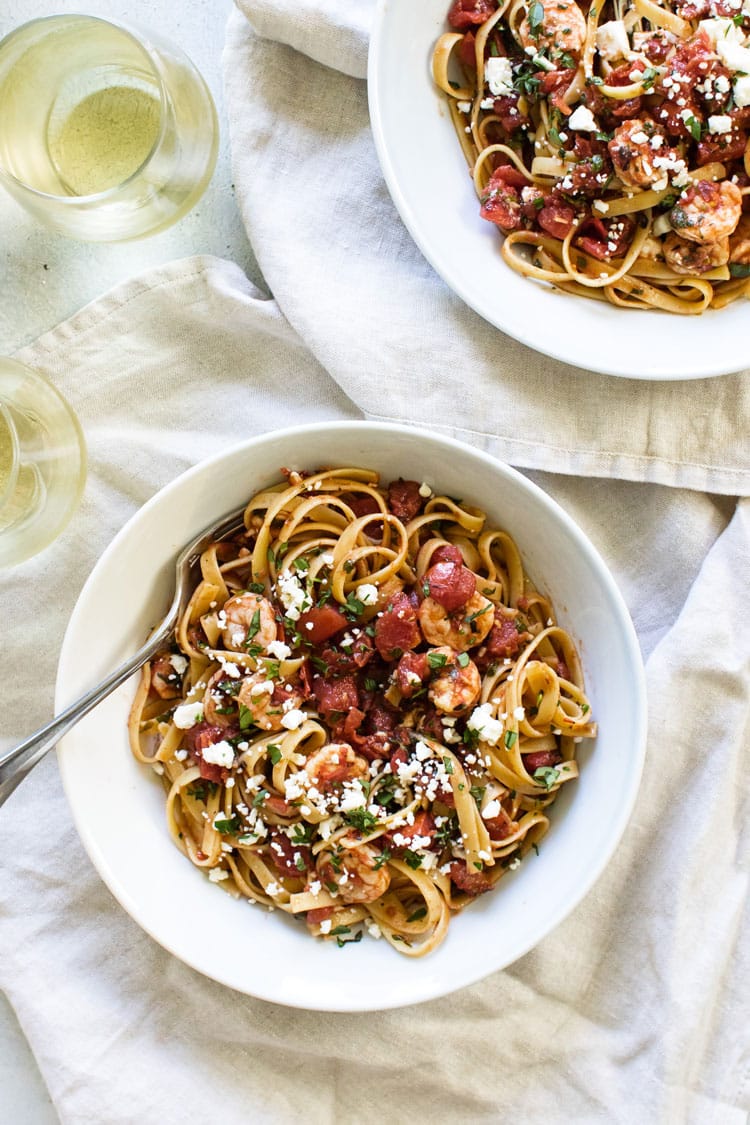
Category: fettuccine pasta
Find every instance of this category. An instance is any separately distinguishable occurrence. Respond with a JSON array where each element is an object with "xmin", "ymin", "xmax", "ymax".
[
  {"xmin": 129, "ymin": 468, "xmax": 596, "ymax": 956},
  {"xmin": 434, "ymin": 0, "xmax": 750, "ymax": 312}
]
